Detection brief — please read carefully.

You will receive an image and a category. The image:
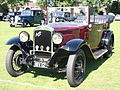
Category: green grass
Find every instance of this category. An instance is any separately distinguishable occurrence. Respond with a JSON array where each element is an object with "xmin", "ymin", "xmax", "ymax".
[{"xmin": 0, "ymin": 21, "xmax": 120, "ymax": 90}]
